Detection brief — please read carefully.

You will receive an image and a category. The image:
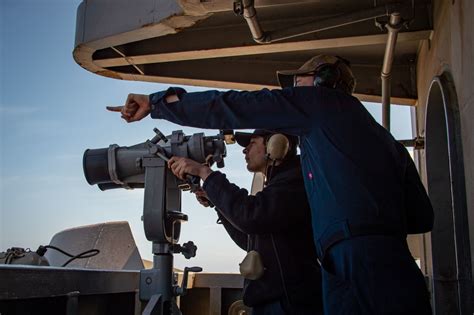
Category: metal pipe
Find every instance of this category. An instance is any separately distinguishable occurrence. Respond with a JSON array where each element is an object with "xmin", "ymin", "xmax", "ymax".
[
  {"xmin": 398, "ymin": 137, "xmax": 425, "ymax": 149},
  {"xmin": 265, "ymin": 5, "xmax": 394, "ymax": 43},
  {"xmin": 242, "ymin": 0, "xmax": 265, "ymax": 43},
  {"xmin": 238, "ymin": 2, "xmax": 403, "ymax": 44},
  {"xmin": 381, "ymin": 12, "xmax": 403, "ymax": 131}
]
